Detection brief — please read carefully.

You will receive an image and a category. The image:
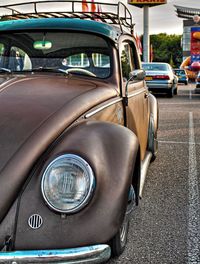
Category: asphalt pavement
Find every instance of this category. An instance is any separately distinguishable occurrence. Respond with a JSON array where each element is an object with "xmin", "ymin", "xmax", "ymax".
[{"xmin": 108, "ymin": 83, "xmax": 200, "ymax": 264}]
